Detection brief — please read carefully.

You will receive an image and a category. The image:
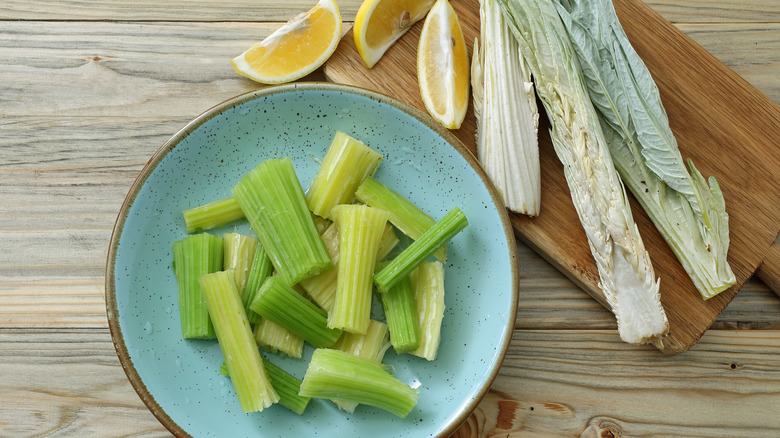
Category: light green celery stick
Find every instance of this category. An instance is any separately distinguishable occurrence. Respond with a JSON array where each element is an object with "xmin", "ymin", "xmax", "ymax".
[
  {"xmin": 299, "ymin": 348, "xmax": 419, "ymax": 418},
  {"xmin": 374, "ymin": 207, "xmax": 467, "ymax": 294},
  {"xmin": 330, "ymin": 319, "xmax": 391, "ymax": 413},
  {"xmin": 253, "ymin": 317, "xmax": 304, "ymax": 358},
  {"xmin": 300, "ymin": 222, "xmax": 399, "ymax": 312},
  {"xmin": 410, "ymin": 261, "xmax": 445, "ymax": 360},
  {"xmin": 232, "ymin": 157, "xmax": 332, "ymax": 285},
  {"xmin": 172, "ymin": 233, "xmax": 223, "ymax": 339},
  {"xmin": 306, "ymin": 131, "xmax": 383, "ymax": 220},
  {"xmin": 198, "ymin": 271, "xmax": 278, "ymax": 412},
  {"xmin": 328, "ymin": 204, "xmax": 389, "ymax": 334},
  {"xmin": 182, "ymin": 197, "xmax": 245, "ymax": 233},
  {"xmin": 495, "ymin": 0, "xmax": 668, "ymax": 345},
  {"xmin": 378, "ymin": 272, "xmax": 419, "ymax": 354},
  {"xmin": 222, "ymin": 232, "xmax": 258, "ymax": 299},
  {"xmin": 553, "ymin": 0, "xmax": 735, "ymax": 299},
  {"xmin": 355, "ymin": 177, "xmax": 446, "ymax": 262},
  {"xmin": 243, "ymin": 244, "xmax": 273, "ymax": 324},
  {"xmin": 219, "ymin": 356, "xmax": 311, "ymax": 415},
  {"xmin": 250, "ymin": 276, "xmax": 342, "ymax": 348}
]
